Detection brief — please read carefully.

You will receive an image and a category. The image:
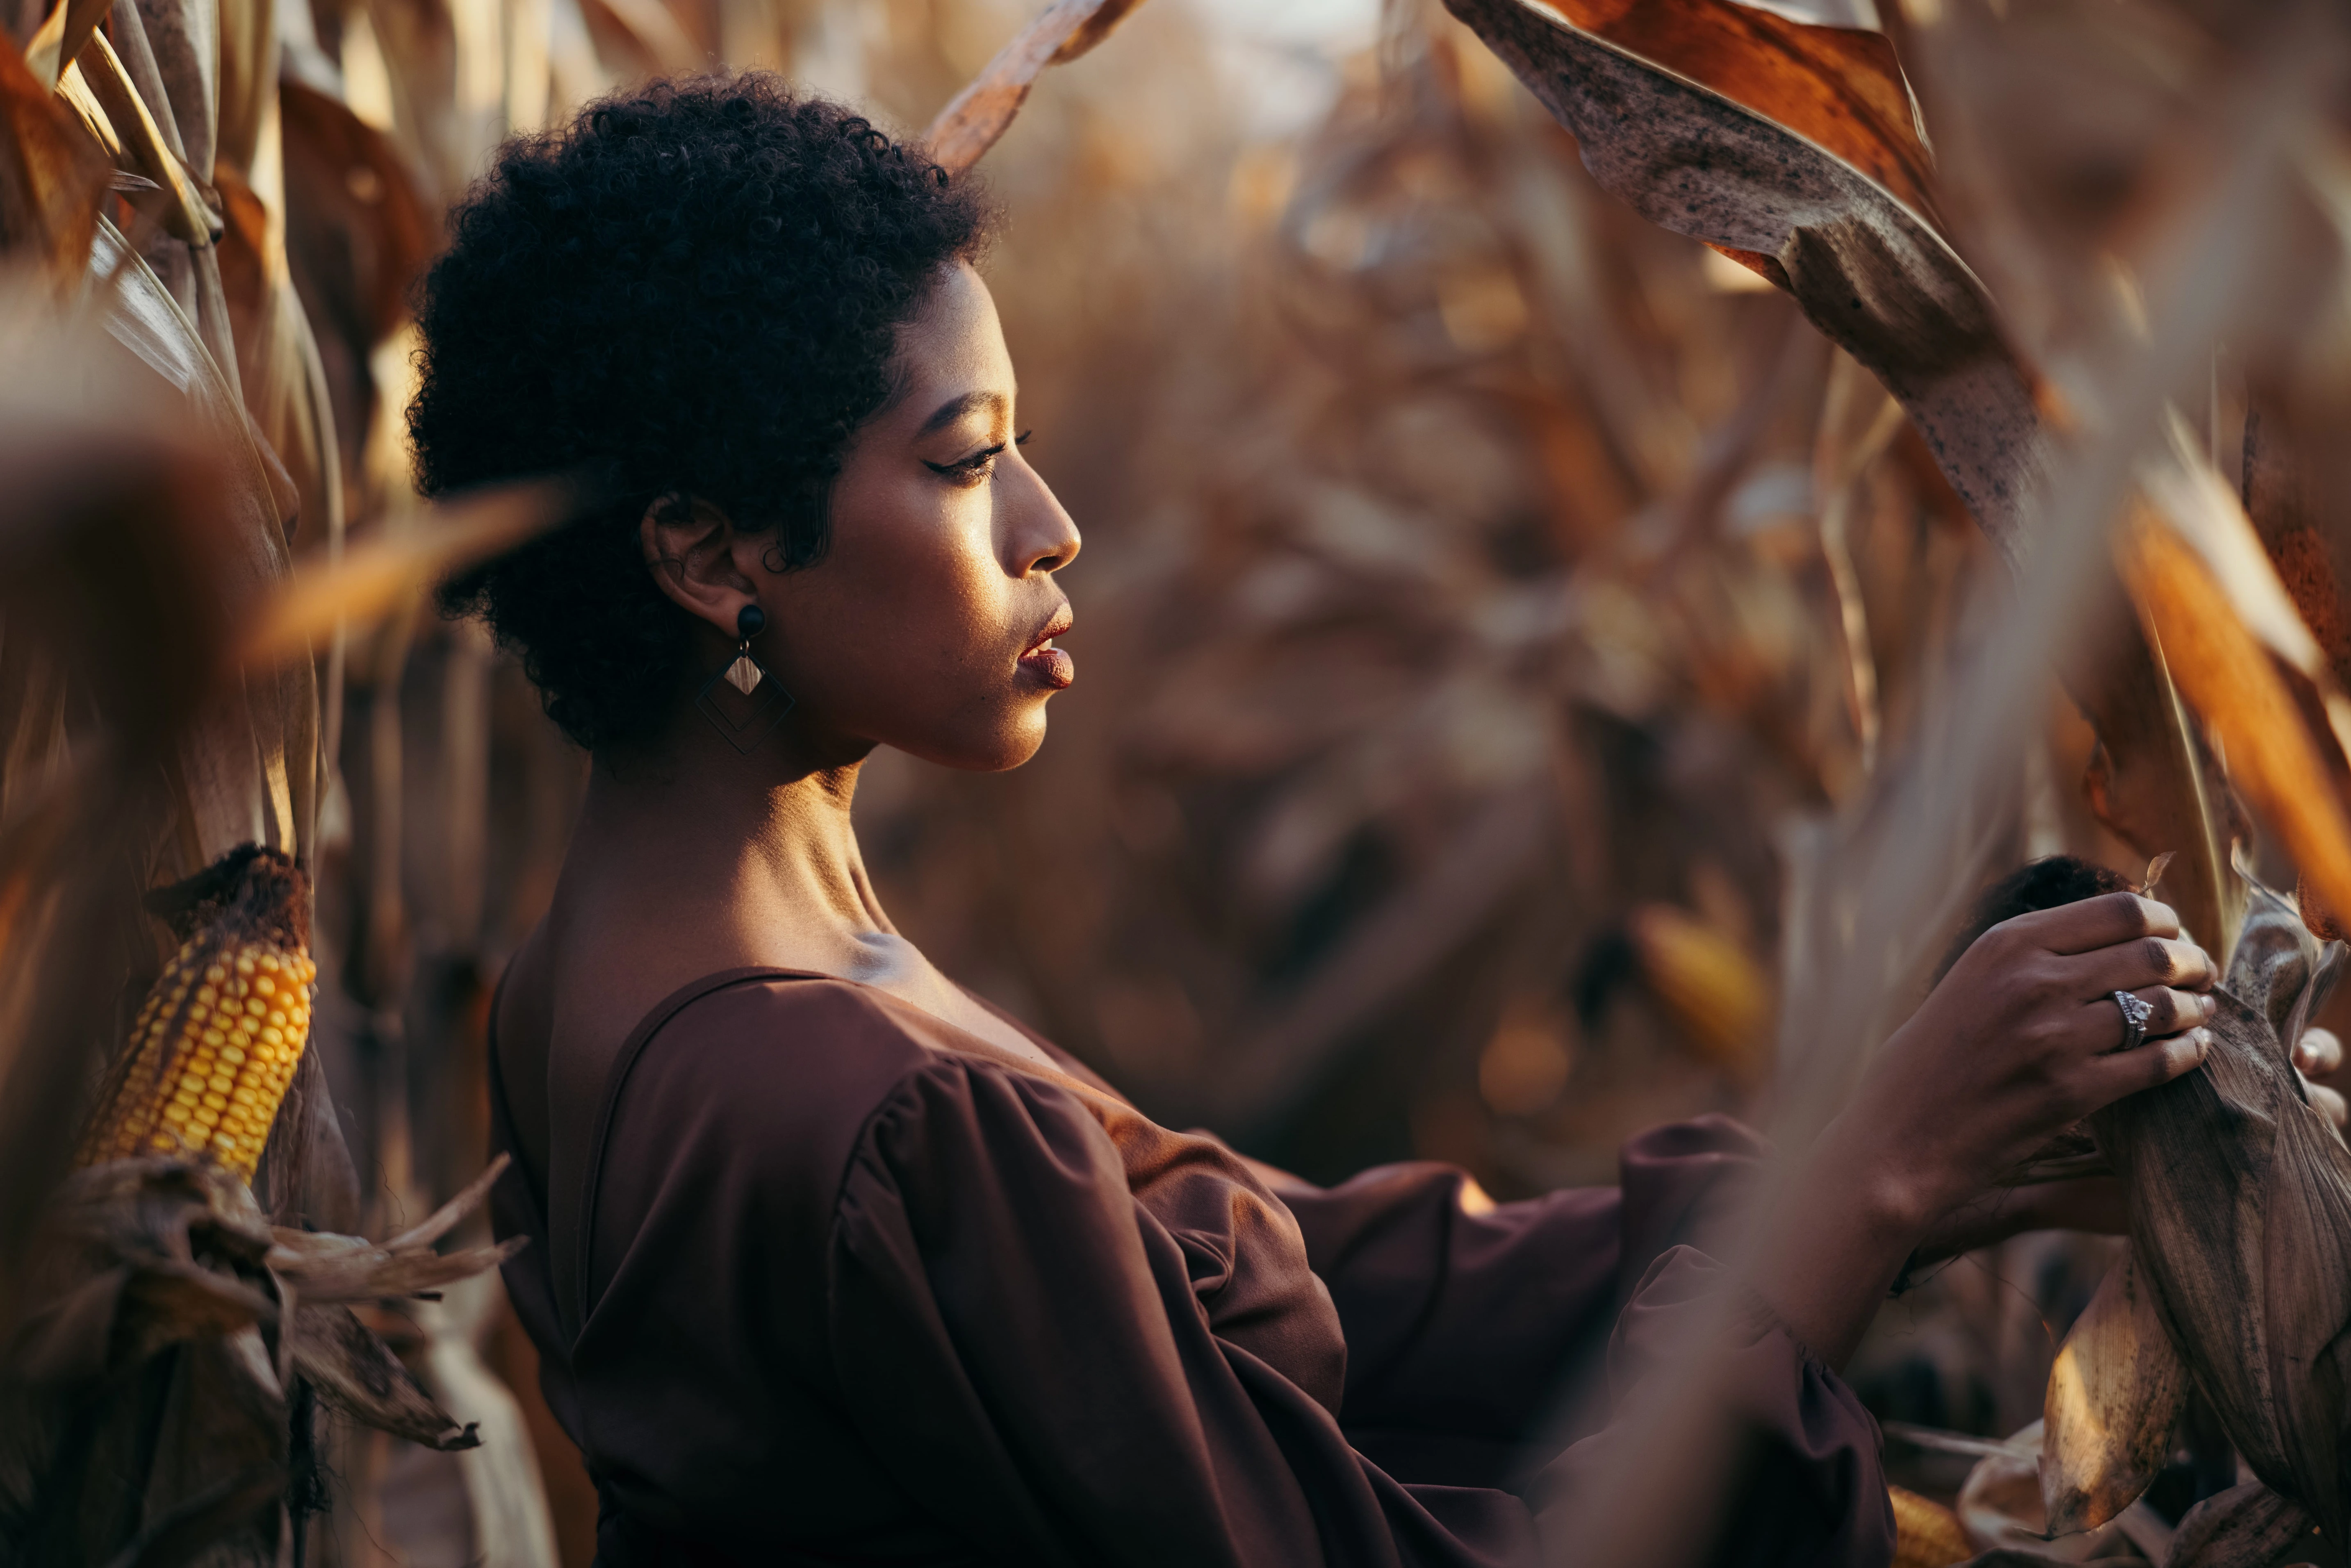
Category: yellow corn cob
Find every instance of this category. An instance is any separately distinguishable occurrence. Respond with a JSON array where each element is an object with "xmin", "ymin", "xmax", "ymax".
[
  {"xmin": 77, "ymin": 848, "xmax": 315, "ymax": 1181},
  {"xmin": 1888, "ymin": 1485, "xmax": 1971, "ymax": 1568}
]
